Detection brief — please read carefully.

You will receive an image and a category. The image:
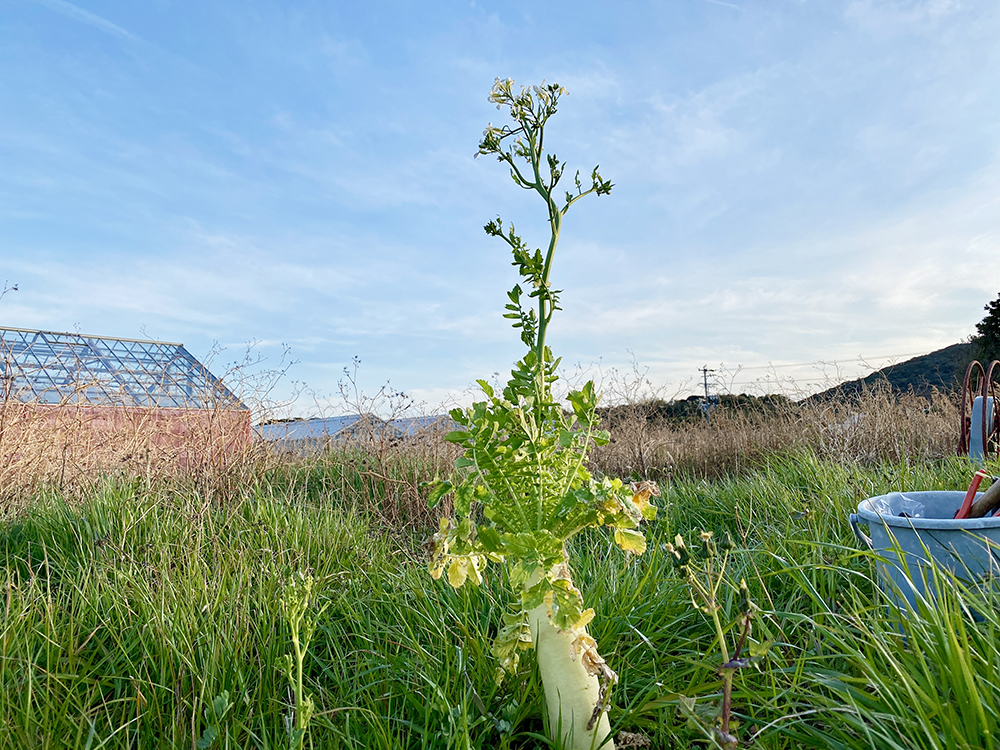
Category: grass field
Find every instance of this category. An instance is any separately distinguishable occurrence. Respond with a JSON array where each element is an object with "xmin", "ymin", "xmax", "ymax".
[{"xmin": 4, "ymin": 434, "xmax": 1000, "ymax": 749}]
